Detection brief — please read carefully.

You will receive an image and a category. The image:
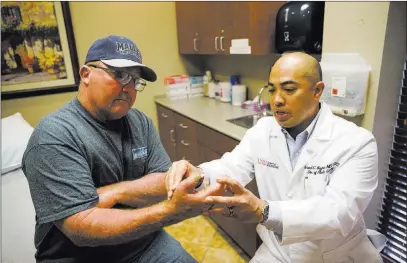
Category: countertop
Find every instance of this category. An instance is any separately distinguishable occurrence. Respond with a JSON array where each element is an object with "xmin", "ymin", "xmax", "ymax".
[{"xmin": 154, "ymin": 96, "xmax": 258, "ymax": 141}]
